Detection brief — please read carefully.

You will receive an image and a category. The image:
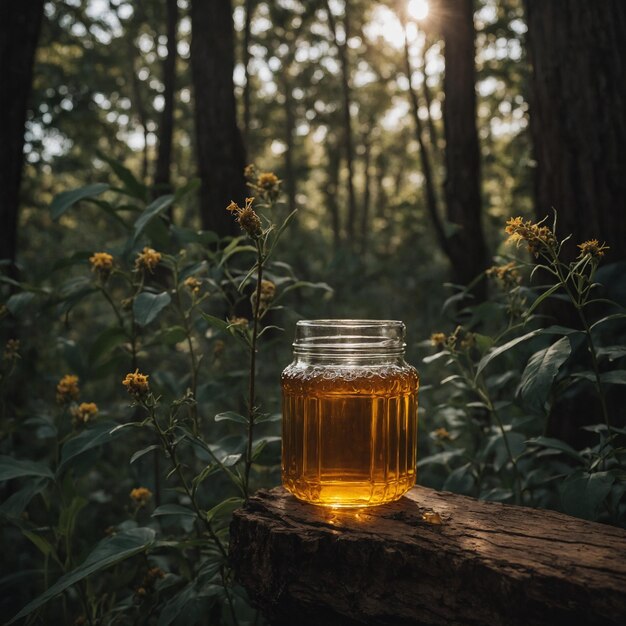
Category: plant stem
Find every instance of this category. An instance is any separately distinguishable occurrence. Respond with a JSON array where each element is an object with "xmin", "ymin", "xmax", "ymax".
[
  {"xmin": 173, "ymin": 269, "xmax": 200, "ymax": 434},
  {"xmin": 244, "ymin": 240, "xmax": 264, "ymax": 499},
  {"xmin": 552, "ymin": 260, "xmax": 611, "ymax": 431},
  {"xmin": 150, "ymin": 406, "xmax": 228, "ymax": 560}
]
